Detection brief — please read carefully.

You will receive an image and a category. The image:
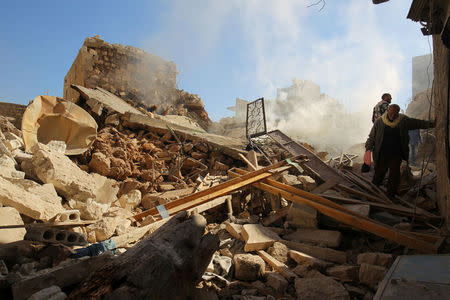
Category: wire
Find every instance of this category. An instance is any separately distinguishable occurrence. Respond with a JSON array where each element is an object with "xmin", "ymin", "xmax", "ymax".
[{"xmin": 307, "ymin": 0, "xmax": 326, "ymax": 11}]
